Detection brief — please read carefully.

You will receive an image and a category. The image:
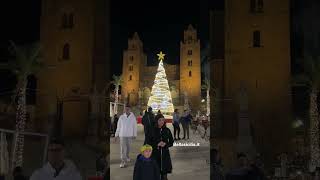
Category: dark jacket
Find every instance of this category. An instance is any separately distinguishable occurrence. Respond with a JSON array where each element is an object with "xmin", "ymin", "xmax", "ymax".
[
  {"xmin": 151, "ymin": 125, "xmax": 174, "ymax": 175},
  {"xmin": 185, "ymin": 114, "xmax": 193, "ymax": 123},
  {"xmin": 142, "ymin": 112, "xmax": 156, "ymax": 135},
  {"xmin": 142, "ymin": 112, "xmax": 156, "ymax": 145},
  {"xmin": 133, "ymin": 154, "xmax": 160, "ymax": 180}
]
